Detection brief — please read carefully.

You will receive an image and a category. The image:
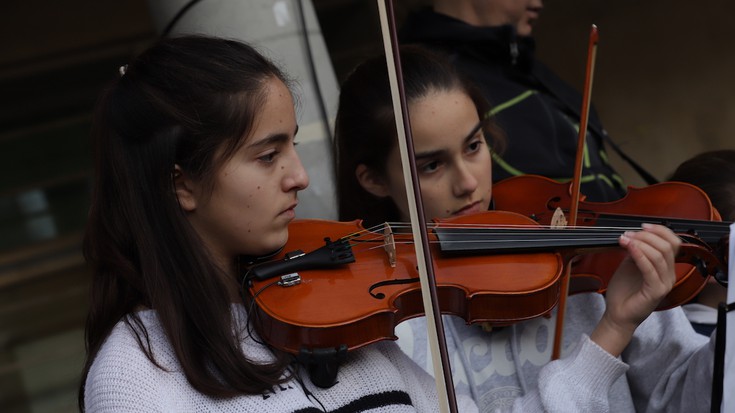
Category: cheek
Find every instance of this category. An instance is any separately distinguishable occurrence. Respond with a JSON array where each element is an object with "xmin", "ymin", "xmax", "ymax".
[
  {"xmin": 478, "ymin": 157, "xmax": 492, "ymax": 183},
  {"xmin": 384, "ymin": 165, "xmax": 409, "ymax": 211},
  {"xmin": 391, "ymin": 184, "xmax": 410, "ymax": 219},
  {"xmin": 421, "ymin": 185, "xmax": 452, "ymax": 219},
  {"xmin": 479, "ymin": 159, "xmax": 493, "ymax": 196}
]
